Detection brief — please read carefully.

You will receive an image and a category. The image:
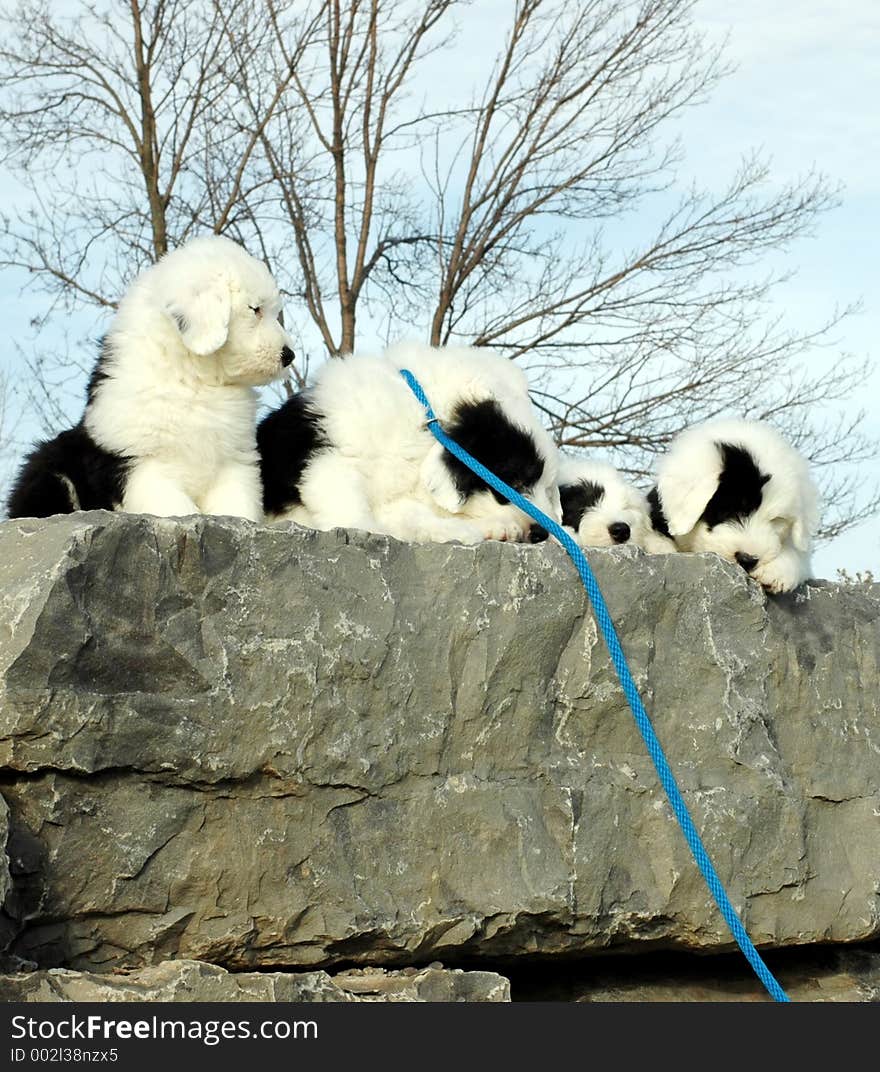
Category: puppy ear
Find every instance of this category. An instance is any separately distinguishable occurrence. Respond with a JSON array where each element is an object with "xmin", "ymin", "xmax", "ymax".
[
  {"xmin": 791, "ymin": 517, "xmax": 810, "ymax": 552},
  {"xmin": 791, "ymin": 485, "xmax": 819, "ymax": 552},
  {"xmin": 163, "ymin": 278, "xmax": 231, "ymax": 356},
  {"xmin": 657, "ymin": 449, "xmax": 723, "ymax": 537},
  {"xmin": 420, "ymin": 441, "xmax": 465, "ymax": 514}
]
